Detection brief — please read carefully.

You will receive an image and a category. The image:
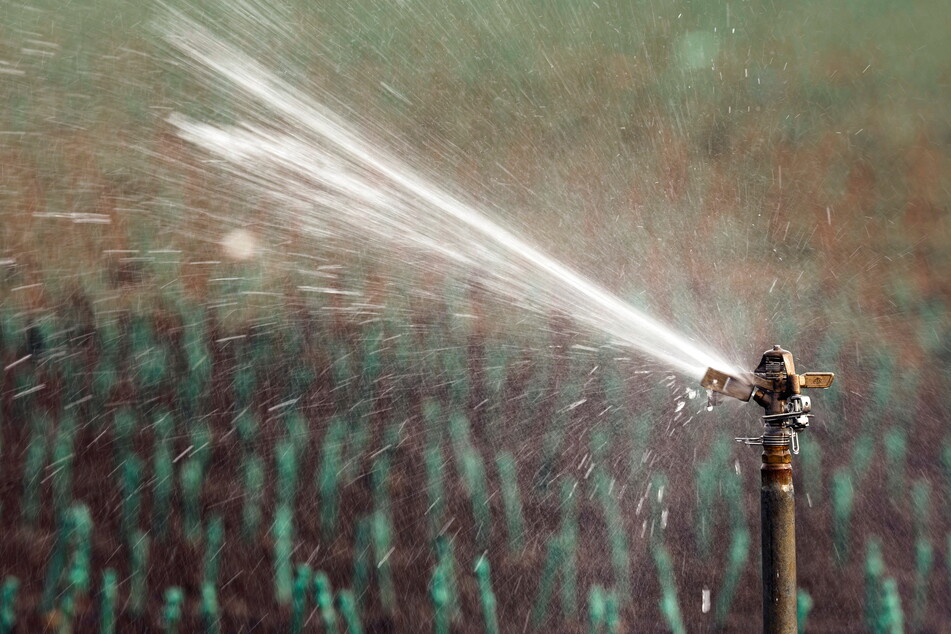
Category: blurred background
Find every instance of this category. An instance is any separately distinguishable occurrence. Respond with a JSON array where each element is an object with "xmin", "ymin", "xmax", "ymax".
[{"xmin": 1, "ymin": 0, "xmax": 949, "ymax": 631}]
